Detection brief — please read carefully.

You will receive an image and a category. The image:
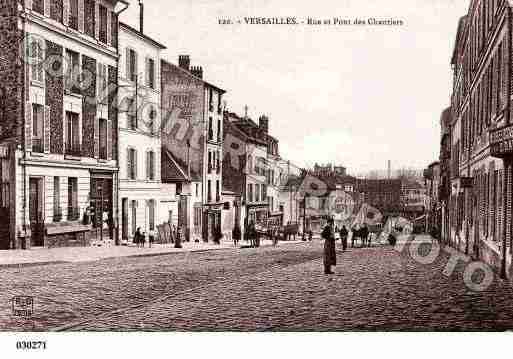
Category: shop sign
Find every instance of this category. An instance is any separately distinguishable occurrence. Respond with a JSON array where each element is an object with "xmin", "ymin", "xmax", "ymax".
[{"xmin": 490, "ymin": 125, "xmax": 513, "ymax": 158}]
